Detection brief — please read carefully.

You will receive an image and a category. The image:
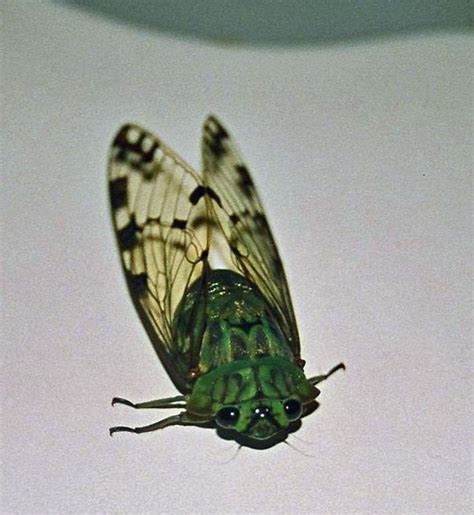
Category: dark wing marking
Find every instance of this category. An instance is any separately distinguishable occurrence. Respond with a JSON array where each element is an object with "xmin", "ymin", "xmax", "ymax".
[
  {"xmin": 108, "ymin": 124, "xmax": 212, "ymax": 393},
  {"xmin": 201, "ymin": 115, "xmax": 301, "ymax": 356}
]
